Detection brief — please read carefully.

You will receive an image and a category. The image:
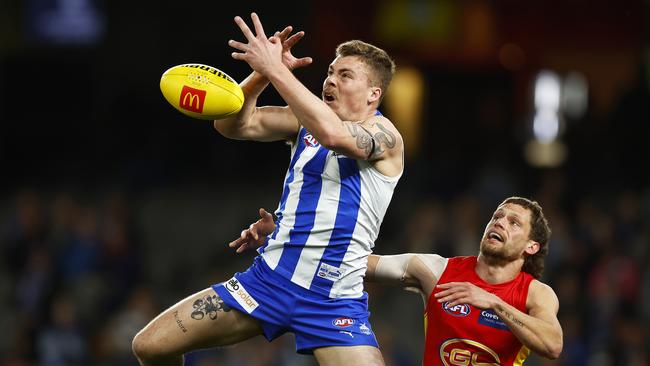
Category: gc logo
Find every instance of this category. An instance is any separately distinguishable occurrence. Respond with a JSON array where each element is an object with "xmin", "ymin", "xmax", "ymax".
[{"xmin": 440, "ymin": 339, "xmax": 500, "ymax": 366}]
